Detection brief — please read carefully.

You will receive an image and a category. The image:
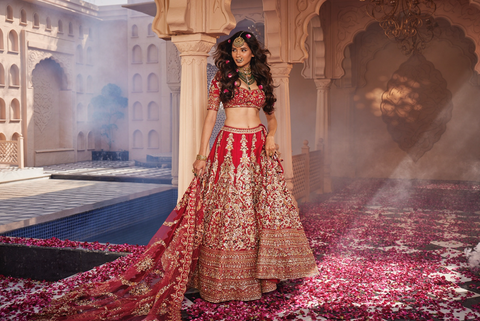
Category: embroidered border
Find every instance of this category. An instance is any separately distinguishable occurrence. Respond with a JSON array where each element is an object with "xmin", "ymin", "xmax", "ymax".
[
  {"xmin": 220, "ymin": 125, "xmax": 264, "ymax": 134},
  {"xmin": 196, "ymin": 246, "xmax": 276, "ymax": 303}
]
